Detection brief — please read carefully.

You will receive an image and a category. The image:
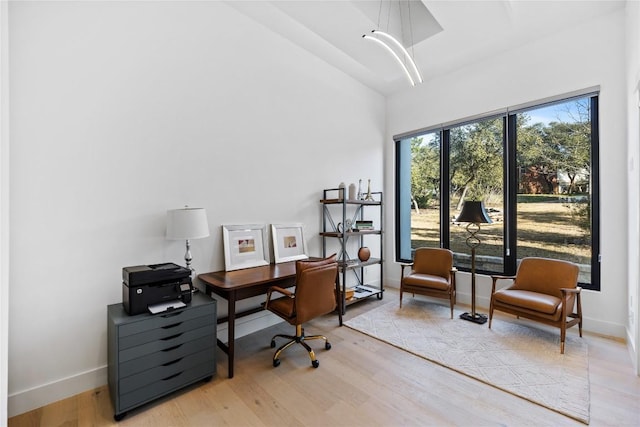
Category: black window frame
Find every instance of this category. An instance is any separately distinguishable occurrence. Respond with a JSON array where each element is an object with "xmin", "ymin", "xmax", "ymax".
[{"xmin": 394, "ymin": 93, "xmax": 600, "ymax": 291}]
